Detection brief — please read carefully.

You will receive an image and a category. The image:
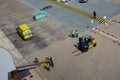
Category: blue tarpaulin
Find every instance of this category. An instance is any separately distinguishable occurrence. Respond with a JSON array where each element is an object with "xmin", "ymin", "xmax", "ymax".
[{"xmin": 33, "ymin": 11, "xmax": 48, "ymax": 20}]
